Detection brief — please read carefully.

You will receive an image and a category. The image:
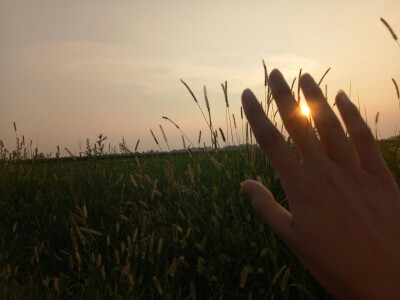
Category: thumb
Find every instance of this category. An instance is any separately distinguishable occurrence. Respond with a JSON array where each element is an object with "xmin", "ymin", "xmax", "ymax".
[{"xmin": 241, "ymin": 180, "xmax": 293, "ymax": 240}]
